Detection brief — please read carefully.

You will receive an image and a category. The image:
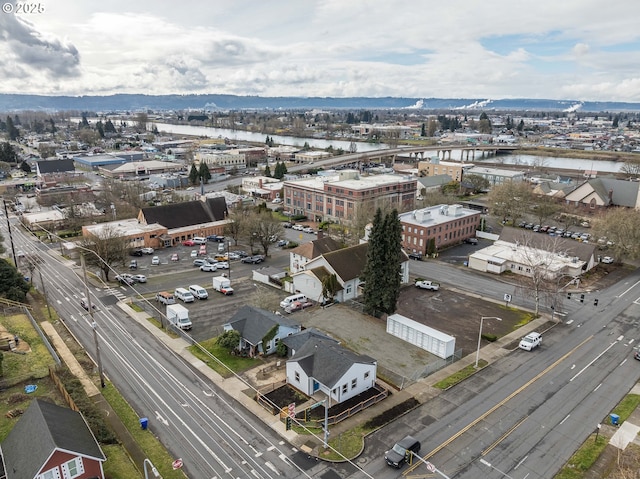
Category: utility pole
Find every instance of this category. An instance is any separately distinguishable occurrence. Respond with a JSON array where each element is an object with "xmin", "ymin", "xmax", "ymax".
[
  {"xmin": 81, "ymin": 254, "xmax": 106, "ymax": 388},
  {"xmin": 36, "ymin": 259, "xmax": 52, "ymax": 320},
  {"xmin": 3, "ymin": 199, "xmax": 18, "ymax": 266}
]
